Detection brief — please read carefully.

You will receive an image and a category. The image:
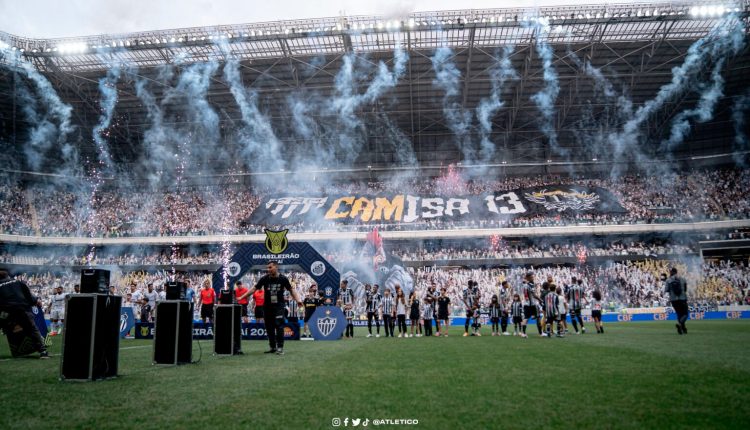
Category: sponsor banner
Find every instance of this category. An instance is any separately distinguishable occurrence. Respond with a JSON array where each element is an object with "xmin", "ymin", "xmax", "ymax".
[
  {"xmin": 449, "ymin": 311, "xmax": 750, "ymax": 325},
  {"xmin": 134, "ymin": 321, "xmax": 300, "ymax": 340},
  {"xmin": 248, "ymin": 186, "xmax": 626, "ymax": 225},
  {"xmin": 622, "ymin": 307, "xmax": 668, "ymax": 315}
]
